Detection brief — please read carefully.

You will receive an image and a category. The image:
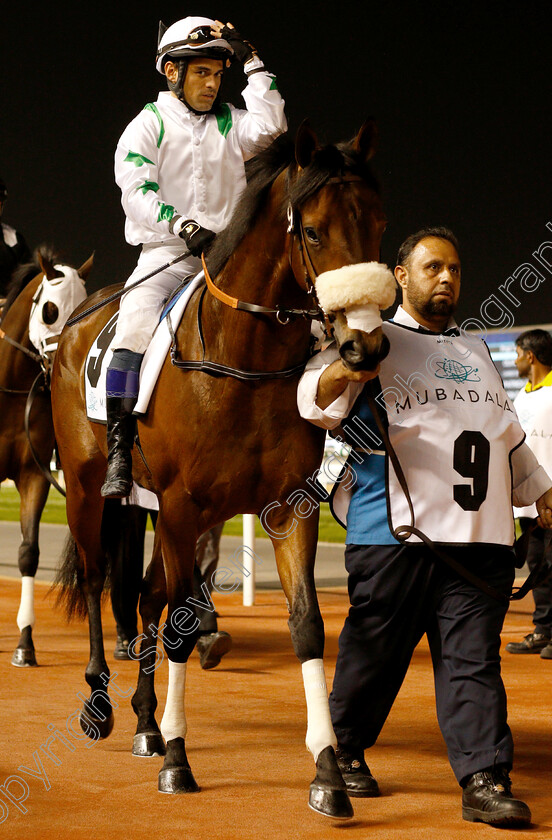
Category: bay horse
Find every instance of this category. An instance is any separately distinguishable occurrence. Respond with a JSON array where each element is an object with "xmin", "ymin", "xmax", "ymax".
[
  {"xmin": 51, "ymin": 122, "xmax": 393, "ymax": 819},
  {"xmin": 0, "ymin": 247, "xmax": 91, "ymax": 666}
]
